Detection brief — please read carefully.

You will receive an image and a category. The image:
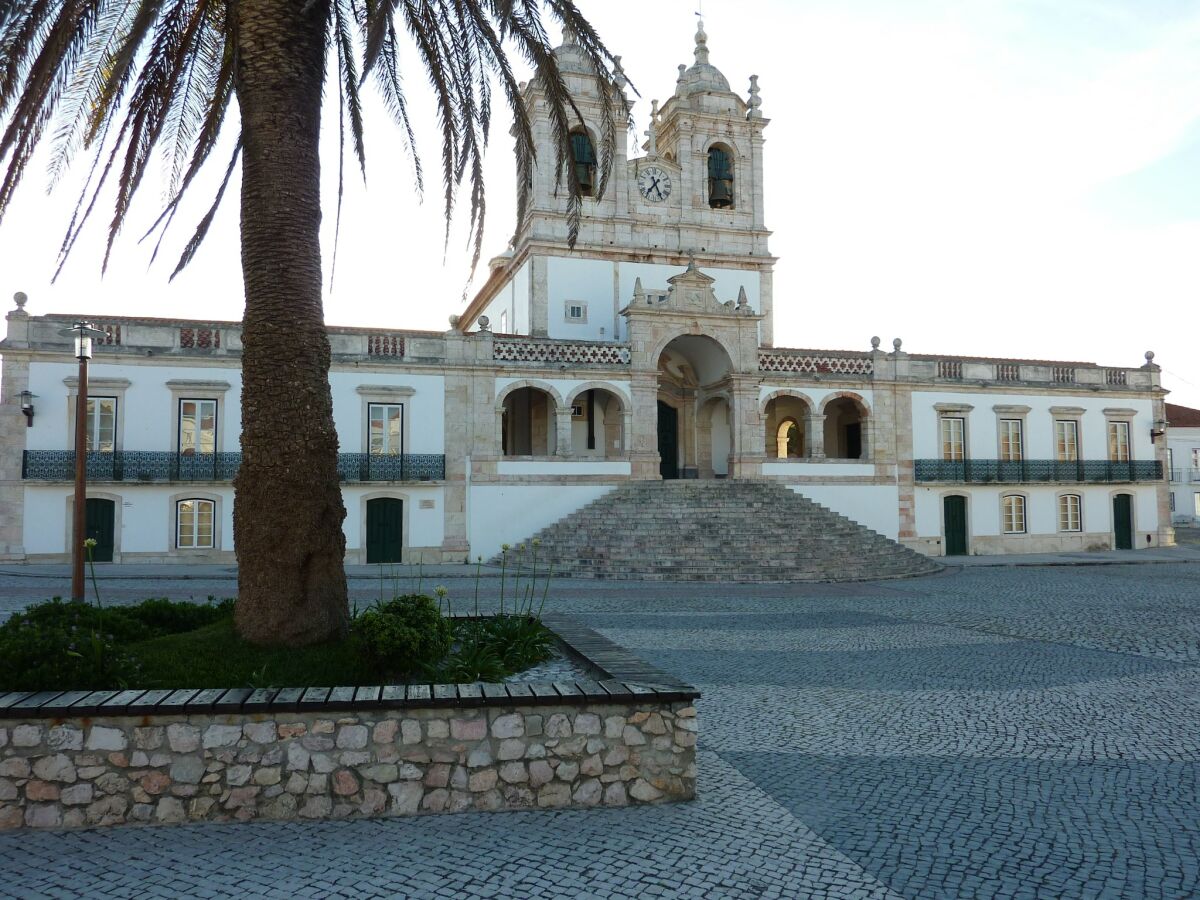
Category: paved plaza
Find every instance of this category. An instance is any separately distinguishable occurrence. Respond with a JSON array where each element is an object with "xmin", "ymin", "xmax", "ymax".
[{"xmin": 2, "ymin": 561, "xmax": 1200, "ymax": 898}]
